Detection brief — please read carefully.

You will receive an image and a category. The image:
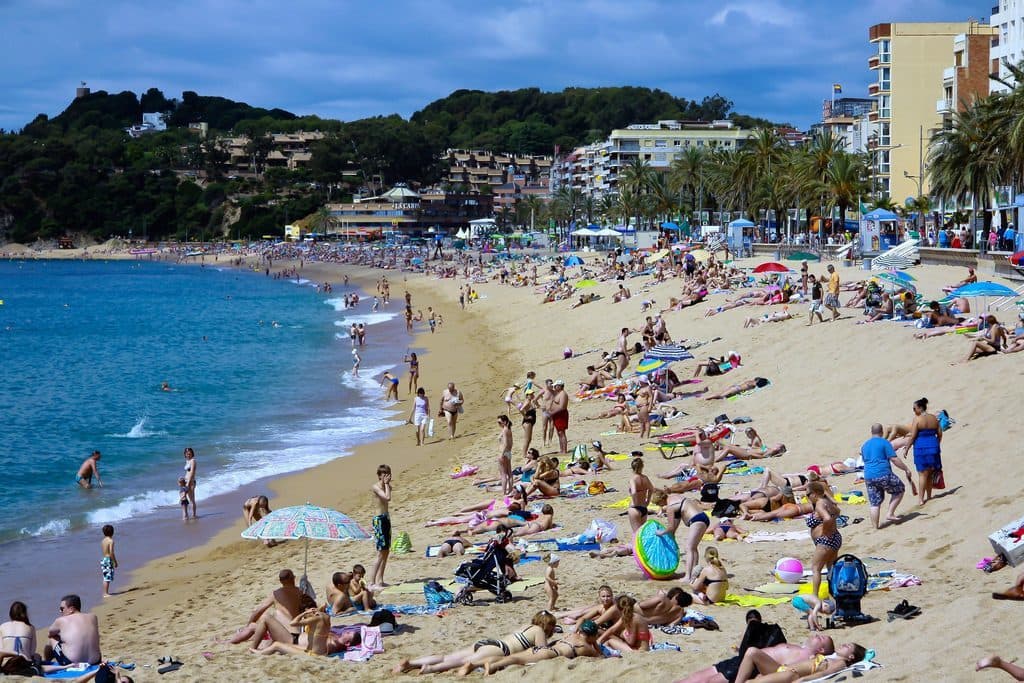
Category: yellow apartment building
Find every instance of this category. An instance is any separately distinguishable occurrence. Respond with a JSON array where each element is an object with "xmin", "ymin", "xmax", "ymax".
[{"xmin": 868, "ymin": 21, "xmax": 991, "ymax": 203}]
